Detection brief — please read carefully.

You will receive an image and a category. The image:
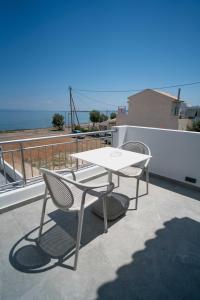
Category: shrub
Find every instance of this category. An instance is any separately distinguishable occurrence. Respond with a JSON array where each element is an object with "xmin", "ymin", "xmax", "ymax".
[
  {"xmin": 52, "ymin": 113, "xmax": 64, "ymax": 130},
  {"xmin": 74, "ymin": 125, "xmax": 81, "ymax": 131},
  {"xmin": 81, "ymin": 127, "xmax": 89, "ymax": 132},
  {"xmin": 90, "ymin": 127, "xmax": 98, "ymax": 131},
  {"xmin": 187, "ymin": 120, "xmax": 200, "ymax": 132},
  {"xmin": 110, "ymin": 112, "xmax": 116, "ymax": 119},
  {"xmin": 74, "ymin": 125, "xmax": 89, "ymax": 132},
  {"xmin": 100, "ymin": 113, "xmax": 108, "ymax": 122},
  {"xmin": 90, "ymin": 110, "xmax": 100, "ymax": 126}
]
